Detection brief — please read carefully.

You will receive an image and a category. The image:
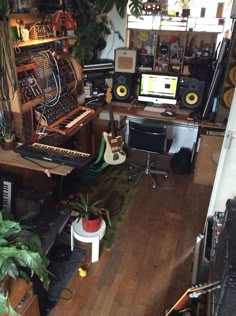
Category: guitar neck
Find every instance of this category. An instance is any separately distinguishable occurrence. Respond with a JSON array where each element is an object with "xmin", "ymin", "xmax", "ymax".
[{"xmin": 109, "ymin": 103, "xmax": 116, "ymax": 138}]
